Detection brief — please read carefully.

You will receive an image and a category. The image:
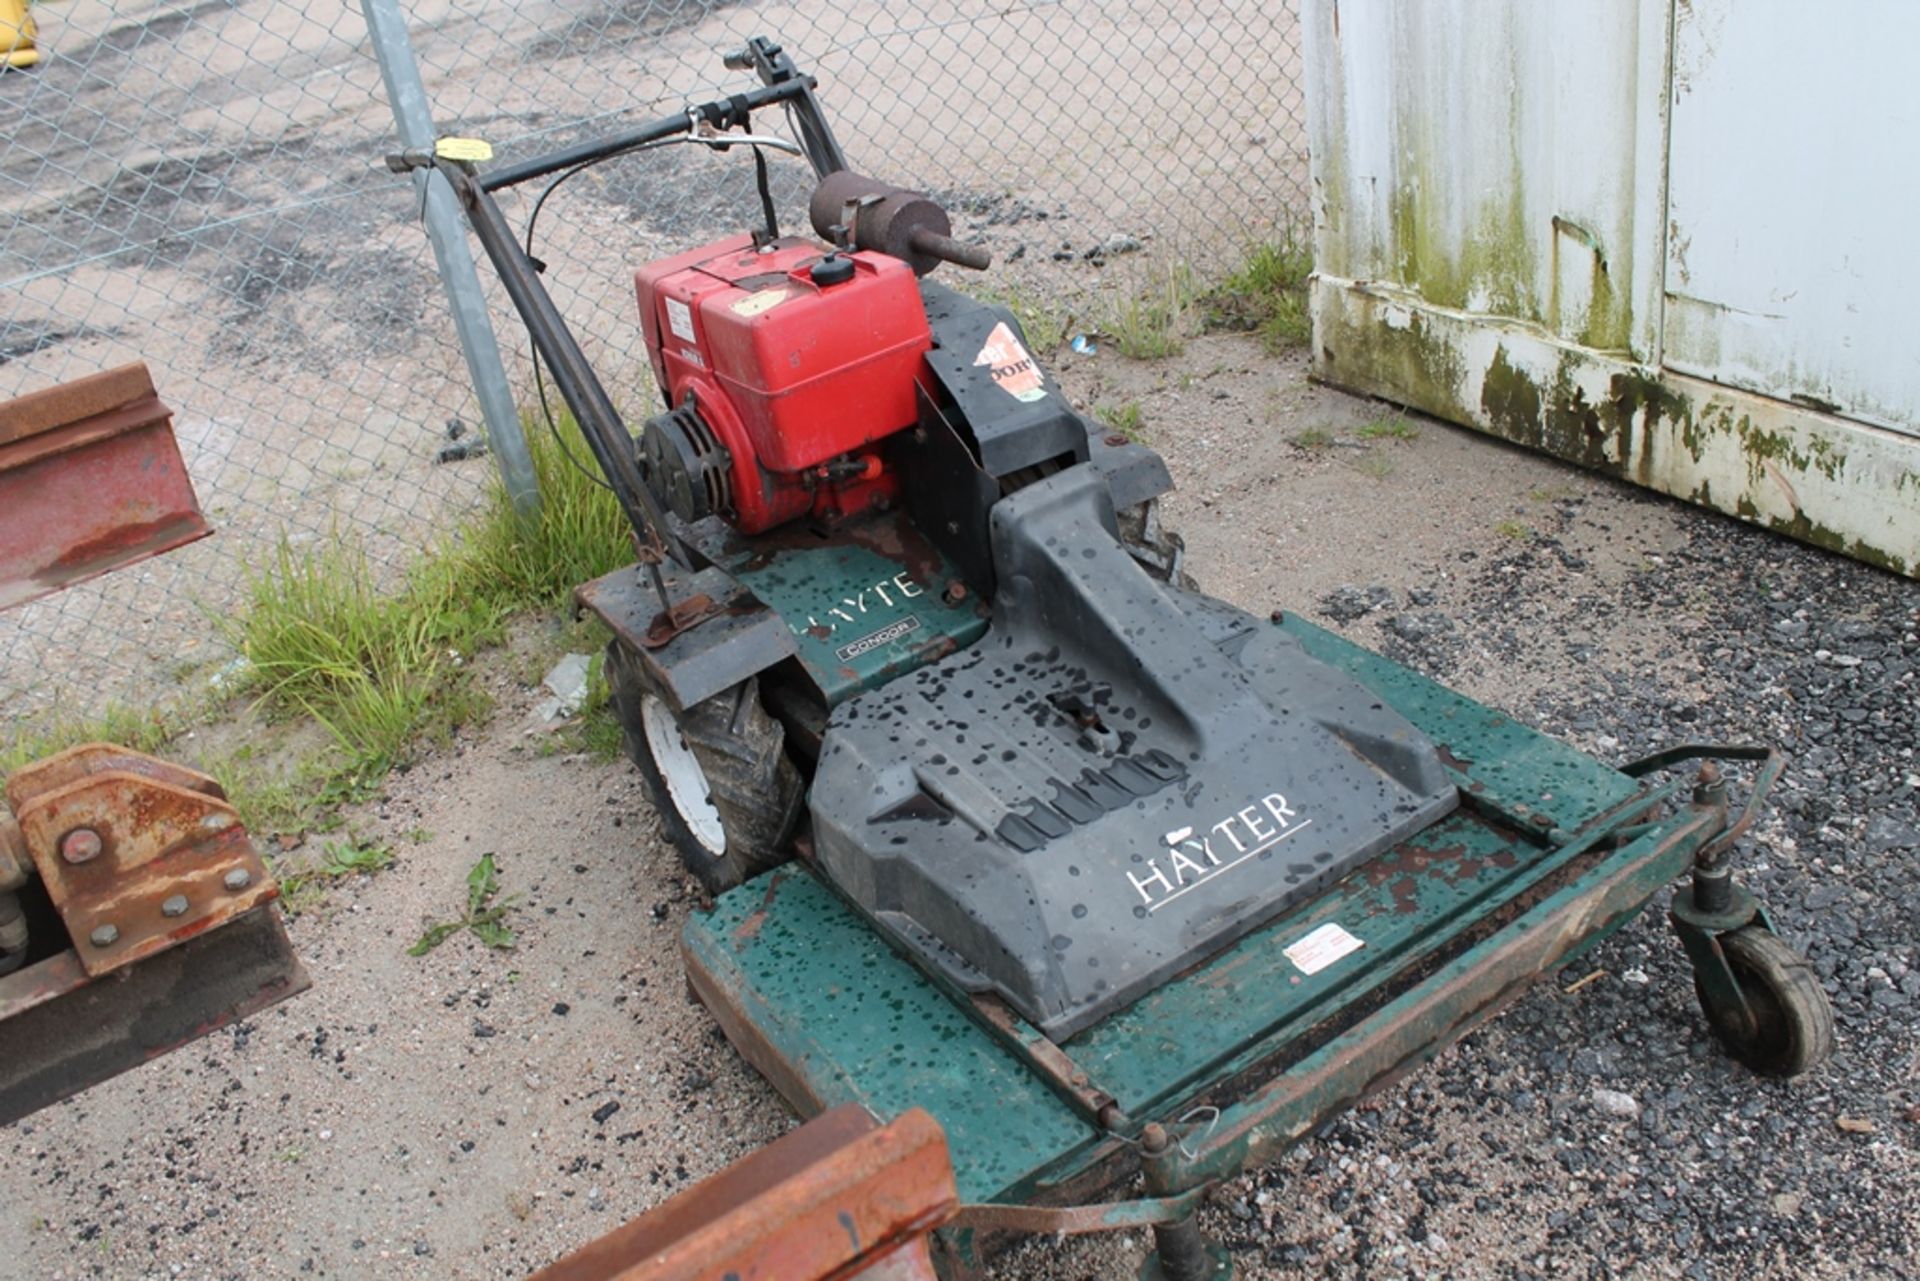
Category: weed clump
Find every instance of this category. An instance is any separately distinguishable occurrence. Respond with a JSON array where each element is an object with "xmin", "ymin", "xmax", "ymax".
[
  {"xmin": 1205, "ymin": 238, "xmax": 1312, "ymax": 351},
  {"xmin": 228, "ymin": 414, "xmax": 627, "ymax": 778},
  {"xmin": 410, "ymin": 853, "xmax": 518, "ymax": 955},
  {"xmin": 1356, "ymin": 415, "xmax": 1419, "ymax": 441},
  {"xmin": 1095, "ymin": 401, "xmax": 1148, "ymax": 442},
  {"xmin": 1103, "ymin": 266, "xmax": 1201, "ymax": 360}
]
